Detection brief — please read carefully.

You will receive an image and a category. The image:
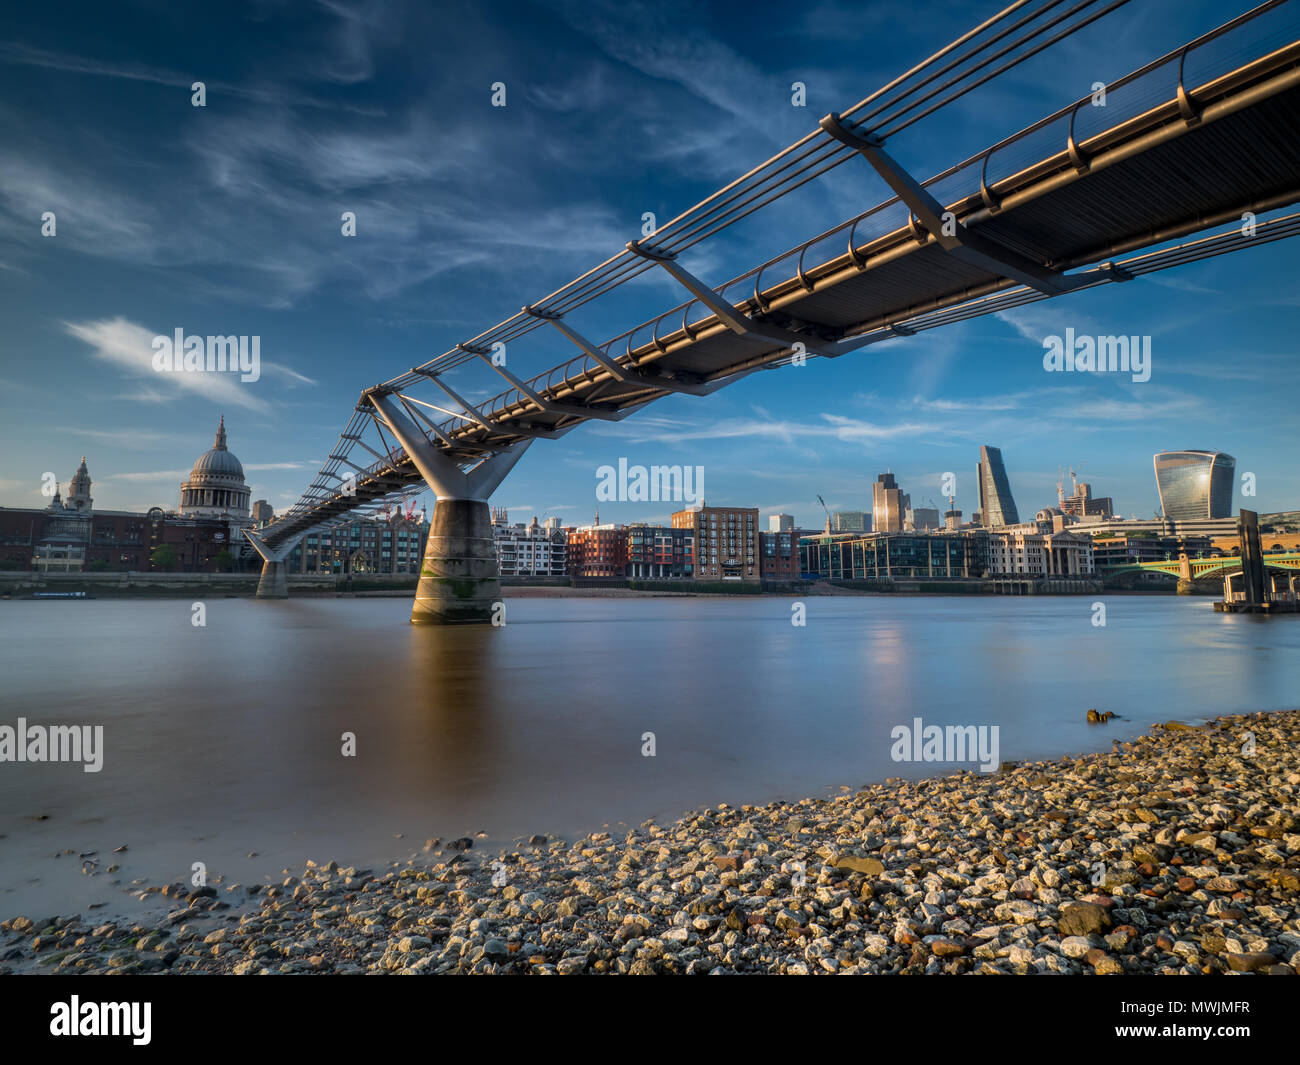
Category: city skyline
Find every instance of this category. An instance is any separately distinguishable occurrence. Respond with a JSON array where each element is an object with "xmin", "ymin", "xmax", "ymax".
[
  {"xmin": 3, "ymin": 0, "xmax": 1300, "ymax": 996},
  {"xmin": 12, "ymin": 429, "xmax": 1285, "ymax": 535},
  {"xmin": 1, "ymin": 0, "xmax": 1297, "ymax": 529}
]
